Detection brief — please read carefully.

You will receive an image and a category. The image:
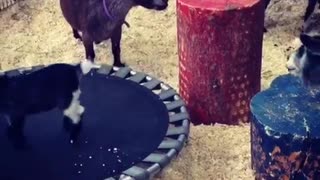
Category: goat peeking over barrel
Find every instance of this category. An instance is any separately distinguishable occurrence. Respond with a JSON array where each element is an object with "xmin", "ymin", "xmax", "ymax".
[
  {"xmin": 287, "ymin": 33, "xmax": 320, "ymax": 87},
  {"xmin": 60, "ymin": 0, "xmax": 168, "ymax": 67}
]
